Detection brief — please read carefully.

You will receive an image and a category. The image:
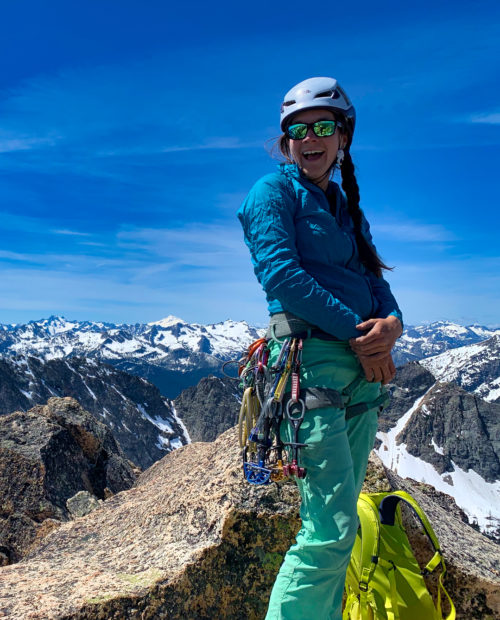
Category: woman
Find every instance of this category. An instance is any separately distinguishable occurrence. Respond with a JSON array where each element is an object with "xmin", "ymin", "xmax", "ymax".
[{"xmin": 237, "ymin": 77, "xmax": 403, "ymax": 620}]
